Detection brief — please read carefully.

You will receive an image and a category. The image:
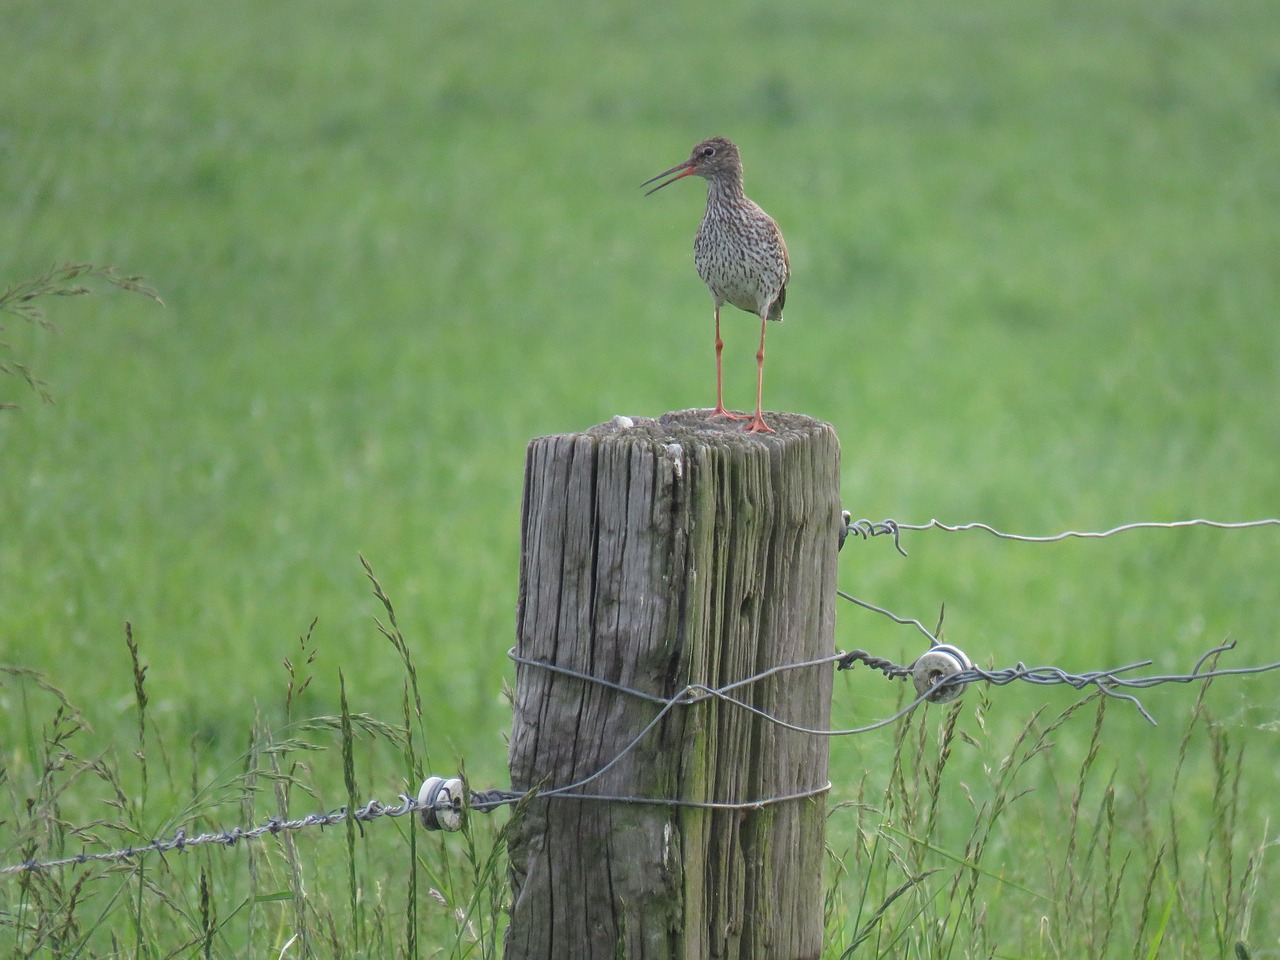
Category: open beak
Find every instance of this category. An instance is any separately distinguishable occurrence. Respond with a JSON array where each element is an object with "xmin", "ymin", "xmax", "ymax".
[{"xmin": 641, "ymin": 161, "xmax": 696, "ymax": 196}]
